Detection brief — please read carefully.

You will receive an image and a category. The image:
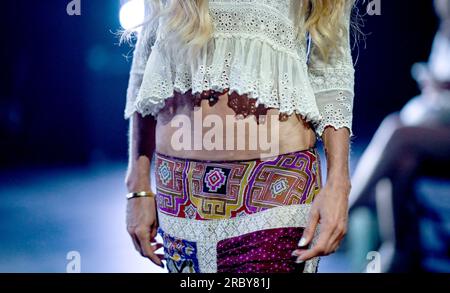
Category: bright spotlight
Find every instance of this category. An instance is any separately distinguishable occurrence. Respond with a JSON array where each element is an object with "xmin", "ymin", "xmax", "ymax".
[{"xmin": 119, "ymin": 0, "xmax": 145, "ymax": 31}]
